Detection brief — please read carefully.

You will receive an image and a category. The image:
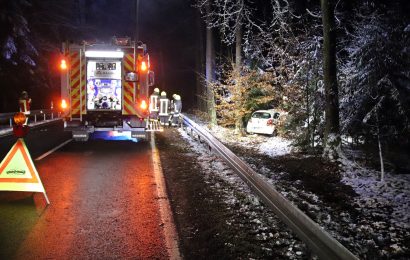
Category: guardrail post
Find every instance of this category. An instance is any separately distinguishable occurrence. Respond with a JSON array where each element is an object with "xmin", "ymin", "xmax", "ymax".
[
  {"xmin": 44, "ymin": 113, "xmax": 46, "ymax": 121},
  {"xmin": 9, "ymin": 118, "xmax": 12, "ymax": 127},
  {"xmin": 34, "ymin": 114, "xmax": 37, "ymax": 123},
  {"xmin": 51, "ymin": 112, "xmax": 54, "ymax": 119}
]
